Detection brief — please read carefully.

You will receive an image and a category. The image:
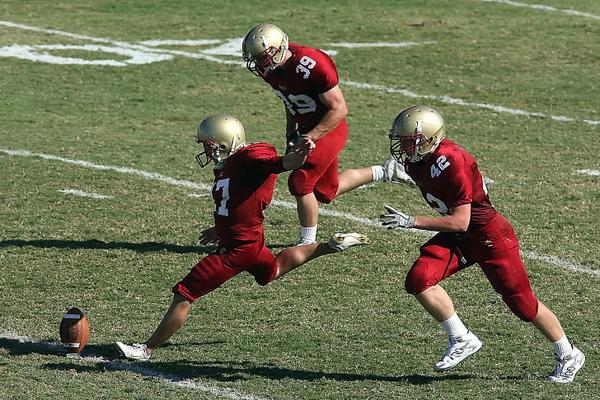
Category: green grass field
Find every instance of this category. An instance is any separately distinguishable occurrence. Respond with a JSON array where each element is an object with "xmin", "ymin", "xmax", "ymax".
[{"xmin": 1, "ymin": 1, "xmax": 599, "ymax": 399}]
